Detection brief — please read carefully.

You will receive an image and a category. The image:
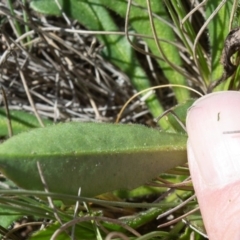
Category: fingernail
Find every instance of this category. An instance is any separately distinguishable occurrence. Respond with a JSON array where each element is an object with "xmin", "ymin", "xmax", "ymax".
[
  {"xmin": 187, "ymin": 91, "xmax": 240, "ymax": 240},
  {"xmin": 187, "ymin": 91, "xmax": 240, "ymax": 187}
]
